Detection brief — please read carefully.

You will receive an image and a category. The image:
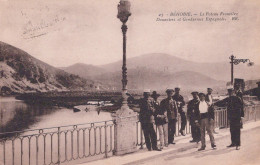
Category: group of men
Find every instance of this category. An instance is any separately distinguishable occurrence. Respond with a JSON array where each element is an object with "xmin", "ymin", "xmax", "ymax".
[{"xmin": 139, "ymin": 86, "xmax": 244, "ymax": 151}]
